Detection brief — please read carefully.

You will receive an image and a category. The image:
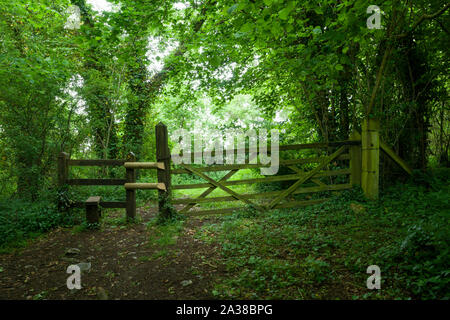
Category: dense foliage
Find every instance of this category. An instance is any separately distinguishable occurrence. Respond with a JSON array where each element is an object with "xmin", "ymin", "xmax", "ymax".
[{"xmin": 0, "ymin": 0, "xmax": 448, "ymax": 299}]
